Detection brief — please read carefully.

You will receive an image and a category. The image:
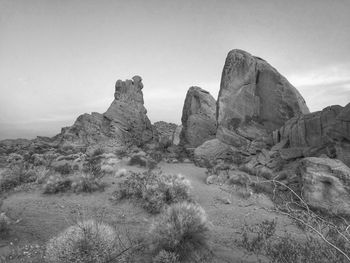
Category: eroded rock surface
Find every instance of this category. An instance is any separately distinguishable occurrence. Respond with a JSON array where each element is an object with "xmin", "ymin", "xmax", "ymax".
[
  {"xmin": 275, "ymin": 103, "xmax": 350, "ymax": 167},
  {"xmin": 194, "ymin": 139, "xmax": 239, "ymax": 167},
  {"xmin": 299, "ymin": 157, "xmax": 350, "ymax": 216},
  {"xmin": 217, "ymin": 49, "xmax": 309, "ymax": 147},
  {"xmin": 153, "ymin": 121, "xmax": 178, "ymax": 146},
  {"xmin": 56, "ymin": 76, "xmax": 154, "ymax": 152},
  {"xmin": 180, "ymin": 87, "xmax": 217, "ymax": 148}
]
